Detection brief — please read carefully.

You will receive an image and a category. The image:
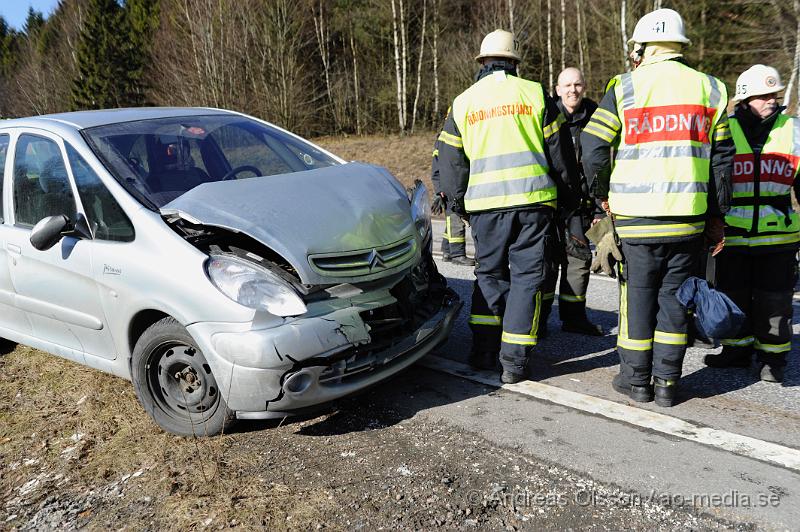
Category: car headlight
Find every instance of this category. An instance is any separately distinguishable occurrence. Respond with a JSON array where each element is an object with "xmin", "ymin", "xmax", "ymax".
[
  {"xmin": 206, "ymin": 254, "xmax": 307, "ymax": 316},
  {"xmin": 410, "ymin": 180, "xmax": 431, "ymax": 239}
]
